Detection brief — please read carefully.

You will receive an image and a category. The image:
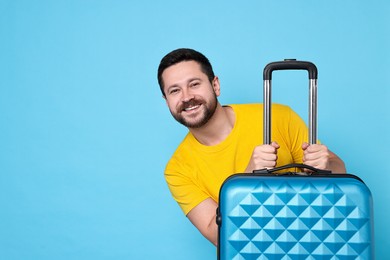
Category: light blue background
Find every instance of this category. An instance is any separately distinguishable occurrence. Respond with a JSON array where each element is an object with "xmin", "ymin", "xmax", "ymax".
[{"xmin": 1, "ymin": 0, "xmax": 389, "ymax": 259}]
